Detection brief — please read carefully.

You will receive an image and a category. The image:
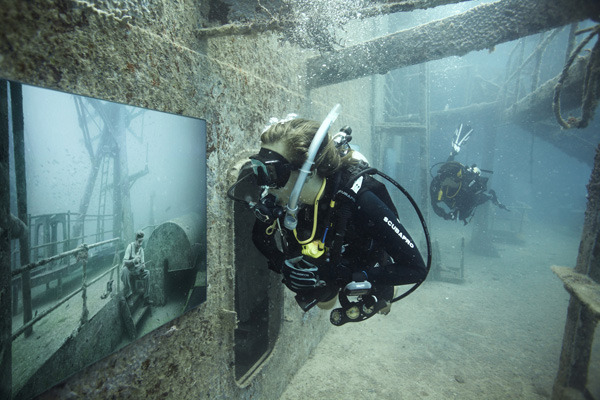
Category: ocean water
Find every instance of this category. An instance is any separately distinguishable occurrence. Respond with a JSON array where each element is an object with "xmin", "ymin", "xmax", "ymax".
[{"xmin": 4, "ymin": 1, "xmax": 600, "ymax": 399}]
